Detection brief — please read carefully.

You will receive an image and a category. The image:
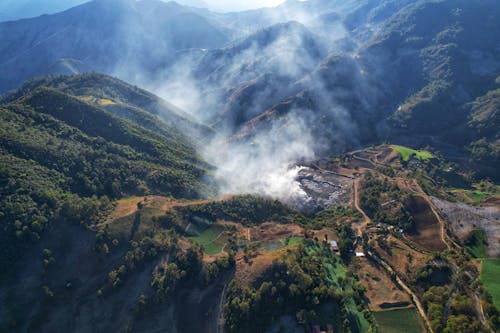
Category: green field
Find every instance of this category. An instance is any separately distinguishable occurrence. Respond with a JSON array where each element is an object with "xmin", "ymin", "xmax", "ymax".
[
  {"xmin": 465, "ymin": 229, "xmax": 488, "ymax": 258},
  {"xmin": 464, "ymin": 190, "xmax": 491, "ymax": 203},
  {"xmin": 374, "ymin": 308, "xmax": 425, "ymax": 333},
  {"xmin": 188, "ymin": 225, "xmax": 225, "ymax": 255},
  {"xmin": 392, "ymin": 145, "xmax": 434, "ymax": 162},
  {"xmin": 280, "ymin": 237, "xmax": 303, "ymax": 247},
  {"xmin": 482, "ymin": 258, "xmax": 500, "ymax": 309}
]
